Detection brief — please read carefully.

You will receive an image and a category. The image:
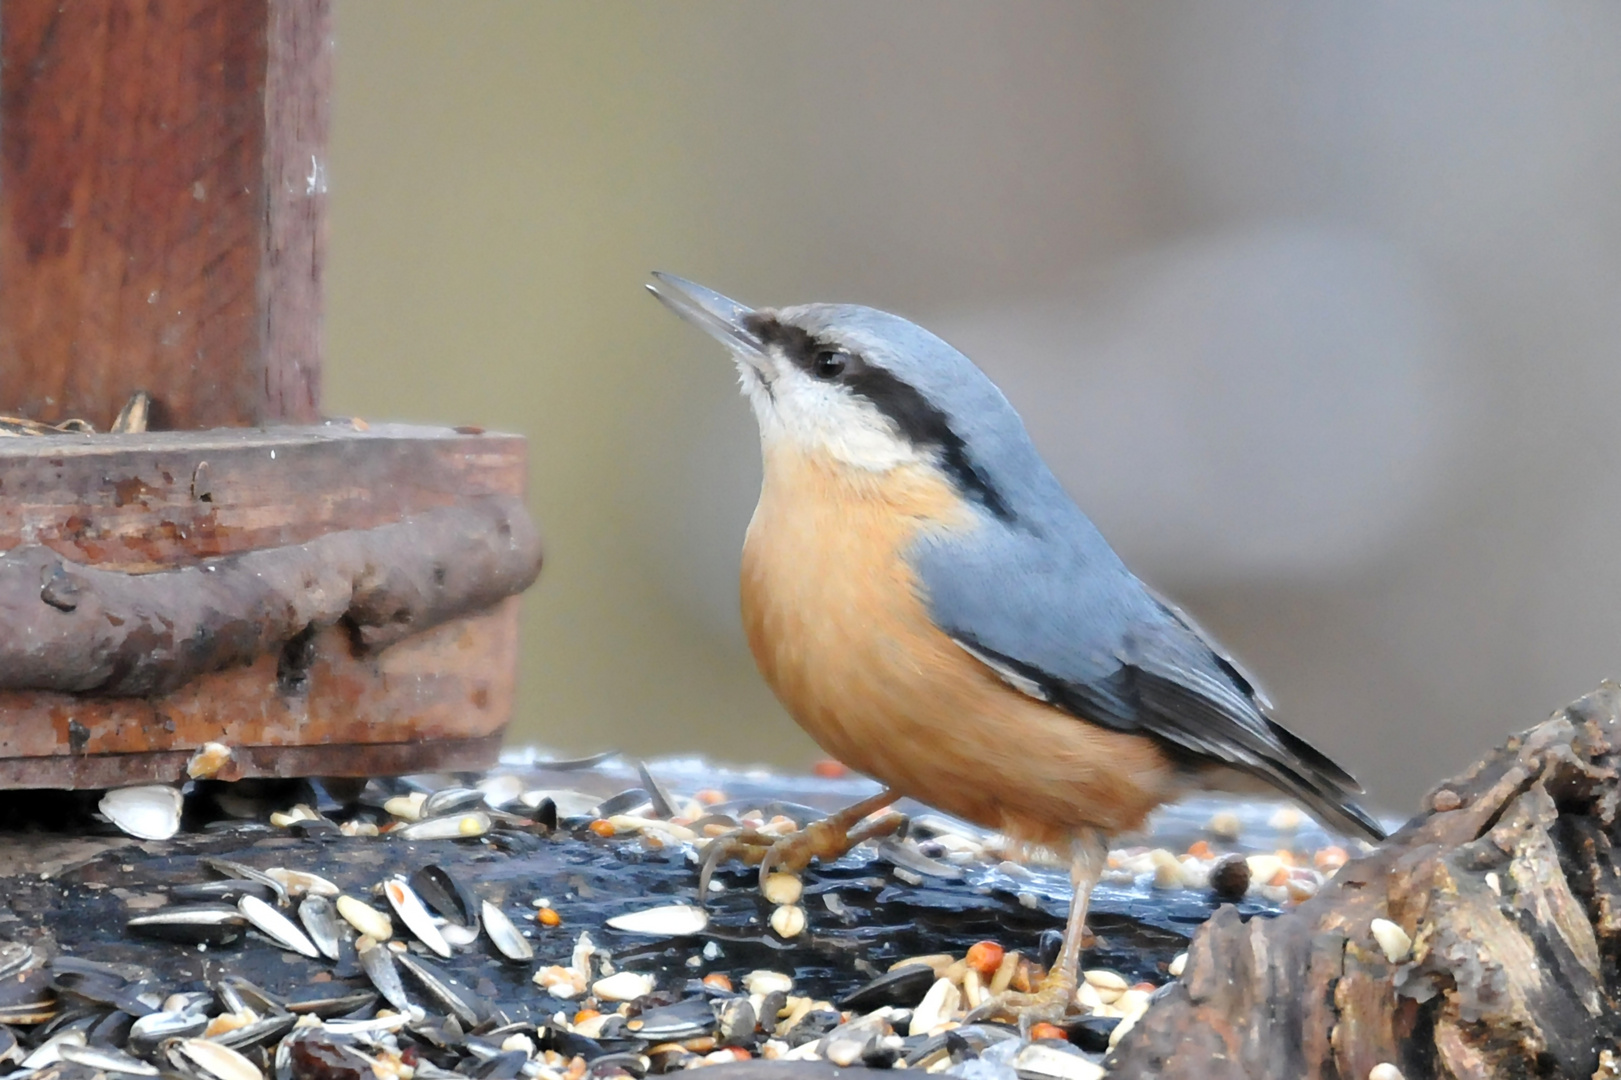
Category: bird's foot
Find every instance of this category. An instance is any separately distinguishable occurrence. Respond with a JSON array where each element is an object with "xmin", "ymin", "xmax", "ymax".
[
  {"xmin": 965, "ymin": 968, "xmax": 1082, "ymax": 1033},
  {"xmin": 695, "ymin": 791, "xmax": 903, "ymax": 901}
]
